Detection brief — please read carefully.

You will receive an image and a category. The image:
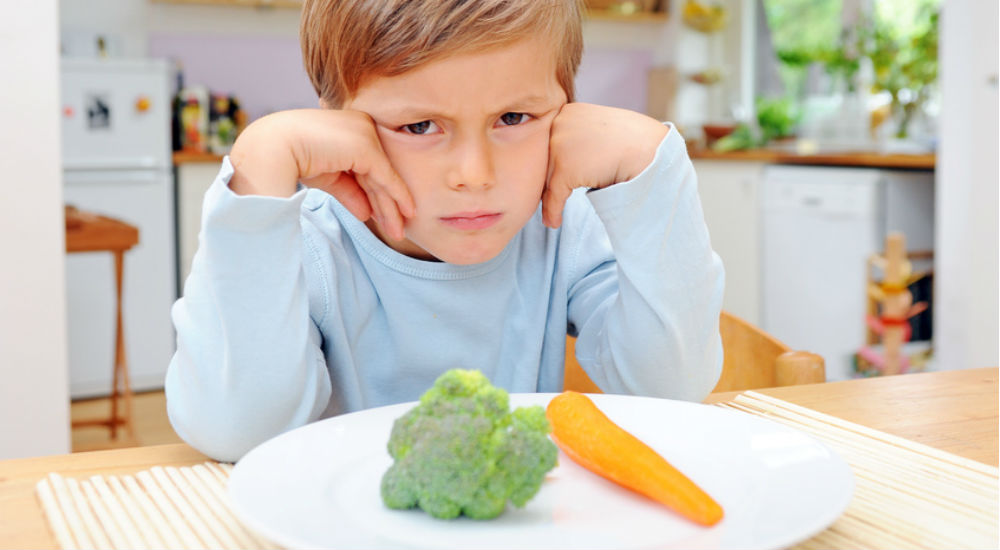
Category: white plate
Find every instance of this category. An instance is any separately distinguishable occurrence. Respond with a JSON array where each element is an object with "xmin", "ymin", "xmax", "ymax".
[{"xmin": 229, "ymin": 393, "xmax": 853, "ymax": 550}]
